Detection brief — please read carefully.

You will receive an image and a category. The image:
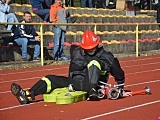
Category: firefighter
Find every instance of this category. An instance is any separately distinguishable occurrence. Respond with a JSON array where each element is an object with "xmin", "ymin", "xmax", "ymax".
[{"xmin": 11, "ymin": 30, "xmax": 130, "ymax": 104}]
